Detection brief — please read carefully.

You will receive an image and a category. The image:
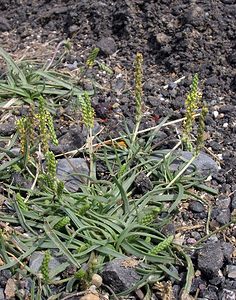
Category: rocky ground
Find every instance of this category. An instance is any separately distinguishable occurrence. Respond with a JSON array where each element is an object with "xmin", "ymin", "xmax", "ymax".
[{"xmin": 0, "ymin": 0, "xmax": 236, "ymax": 299}]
